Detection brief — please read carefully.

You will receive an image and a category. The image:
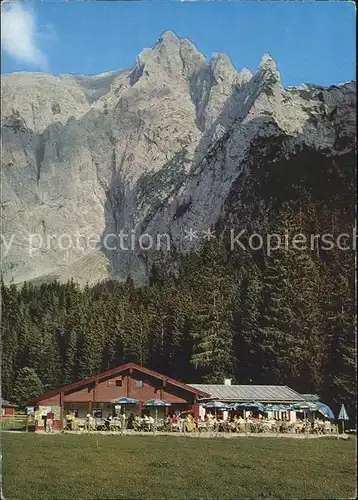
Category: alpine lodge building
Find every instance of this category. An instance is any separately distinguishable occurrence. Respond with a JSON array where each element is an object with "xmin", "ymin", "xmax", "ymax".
[{"xmin": 28, "ymin": 362, "xmax": 308, "ymax": 431}]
